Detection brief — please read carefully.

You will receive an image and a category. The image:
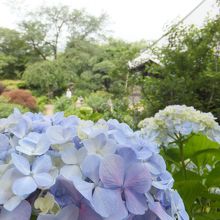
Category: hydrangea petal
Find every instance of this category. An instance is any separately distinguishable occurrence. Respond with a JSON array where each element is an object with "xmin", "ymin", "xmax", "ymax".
[
  {"xmin": 12, "ymin": 176, "xmax": 37, "ymax": 196},
  {"xmin": 32, "ymin": 155, "xmax": 52, "ymax": 174},
  {"xmin": 124, "ymin": 163, "xmax": 151, "ymax": 193},
  {"xmin": 124, "ymin": 189, "xmax": 148, "ymax": 215},
  {"xmin": 149, "ymin": 202, "xmax": 173, "ymax": 220},
  {"xmin": 81, "ymin": 154, "xmax": 100, "ymax": 183},
  {"xmin": 92, "ymin": 187, "xmax": 127, "ymax": 219},
  {"xmin": 33, "ymin": 172, "xmax": 54, "ymax": 188},
  {"xmin": 0, "ymin": 200, "xmax": 31, "ymax": 220},
  {"xmin": 61, "ymin": 148, "xmax": 78, "ymax": 164},
  {"xmin": 11, "ymin": 153, "xmax": 30, "ymax": 175},
  {"xmin": 38, "ymin": 204, "xmax": 79, "ymax": 220},
  {"xmin": 60, "ymin": 165, "xmax": 82, "ymax": 181},
  {"xmin": 99, "ymin": 154, "xmax": 124, "ymax": 188}
]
